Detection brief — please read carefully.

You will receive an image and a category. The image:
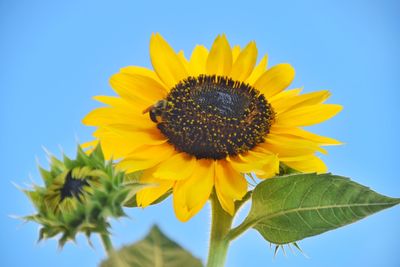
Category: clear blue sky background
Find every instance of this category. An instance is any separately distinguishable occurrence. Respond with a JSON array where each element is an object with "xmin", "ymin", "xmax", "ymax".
[{"xmin": 1, "ymin": 0, "xmax": 399, "ymax": 266}]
